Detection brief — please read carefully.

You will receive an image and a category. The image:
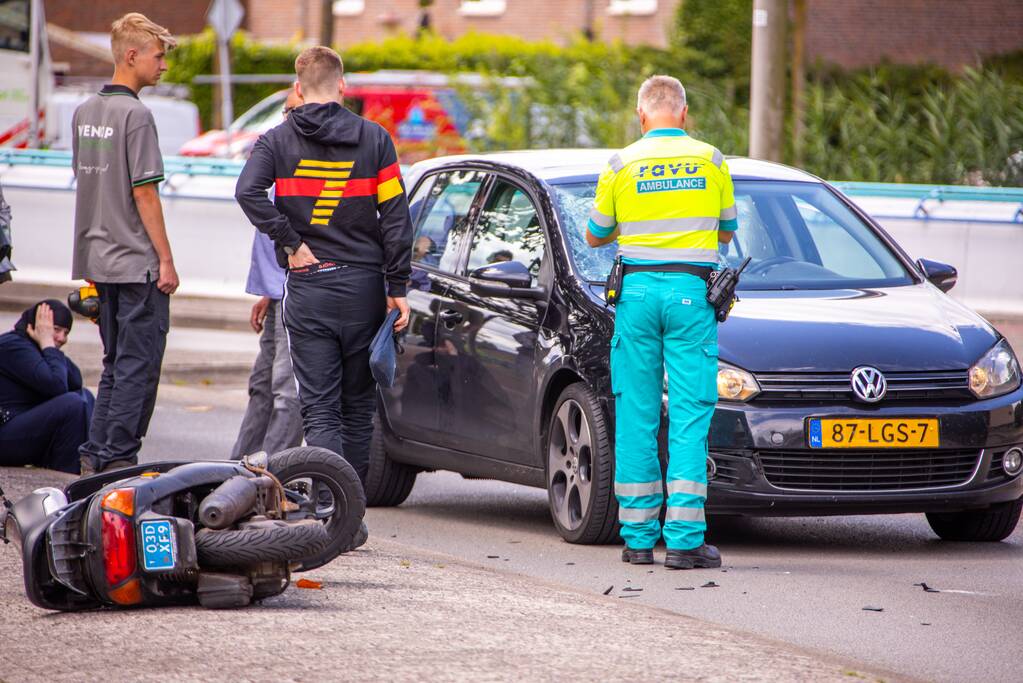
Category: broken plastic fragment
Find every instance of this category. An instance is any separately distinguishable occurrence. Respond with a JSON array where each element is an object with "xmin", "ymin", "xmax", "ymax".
[
  {"xmin": 675, "ymin": 587, "xmax": 695, "ymax": 591},
  {"xmin": 622, "ymin": 587, "xmax": 643, "ymax": 592},
  {"xmin": 486, "ymin": 555, "xmax": 500, "ymax": 559},
  {"xmin": 862, "ymin": 606, "xmax": 884, "ymax": 612},
  {"xmin": 914, "ymin": 582, "xmax": 941, "ymax": 593},
  {"xmin": 603, "ymin": 585, "xmax": 614, "ymax": 595},
  {"xmin": 701, "ymin": 581, "xmax": 719, "ymax": 588},
  {"xmin": 295, "ymin": 579, "xmax": 322, "ymax": 590},
  {"xmin": 619, "ymin": 594, "xmax": 642, "ymax": 599}
]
